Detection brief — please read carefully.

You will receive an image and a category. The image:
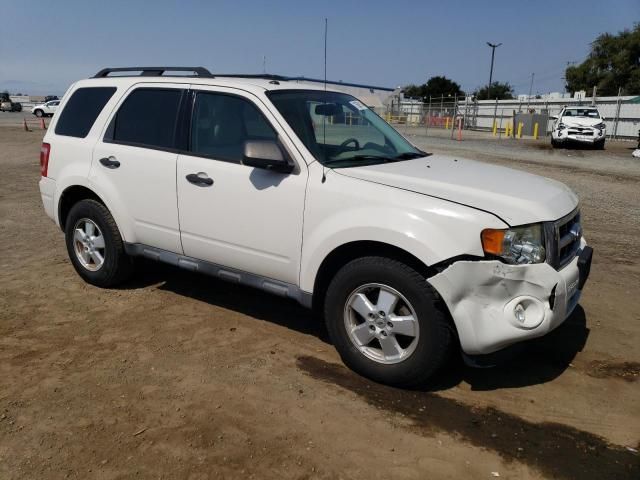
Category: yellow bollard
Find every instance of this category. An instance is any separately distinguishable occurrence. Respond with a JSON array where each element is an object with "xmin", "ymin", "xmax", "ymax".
[
  {"xmin": 517, "ymin": 122, "xmax": 523, "ymax": 139},
  {"xmin": 505, "ymin": 123, "xmax": 510, "ymax": 137},
  {"xmin": 492, "ymin": 120, "xmax": 497, "ymax": 136},
  {"xmin": 445, "ymin": 117, "xmax": 449, "ymax": 130},
  {"xmin": 533, "ymin": 122, "xmax": 539, "ymax": 140}
]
